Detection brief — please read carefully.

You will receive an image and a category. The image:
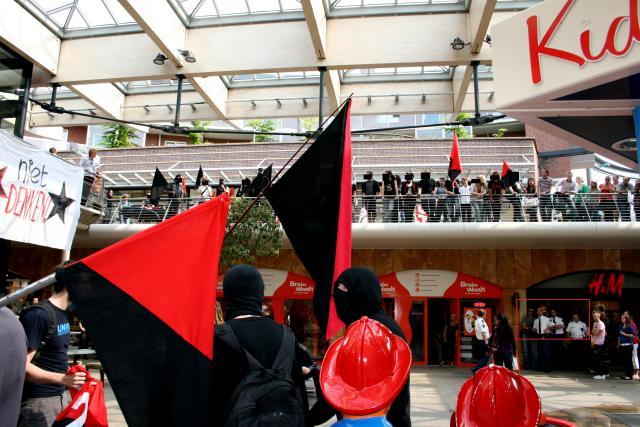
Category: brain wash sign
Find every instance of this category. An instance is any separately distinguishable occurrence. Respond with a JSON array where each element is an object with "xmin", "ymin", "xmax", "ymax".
[{"xmin": 0, "ymin": 131, "xmax": 83, "ymax": 250}]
